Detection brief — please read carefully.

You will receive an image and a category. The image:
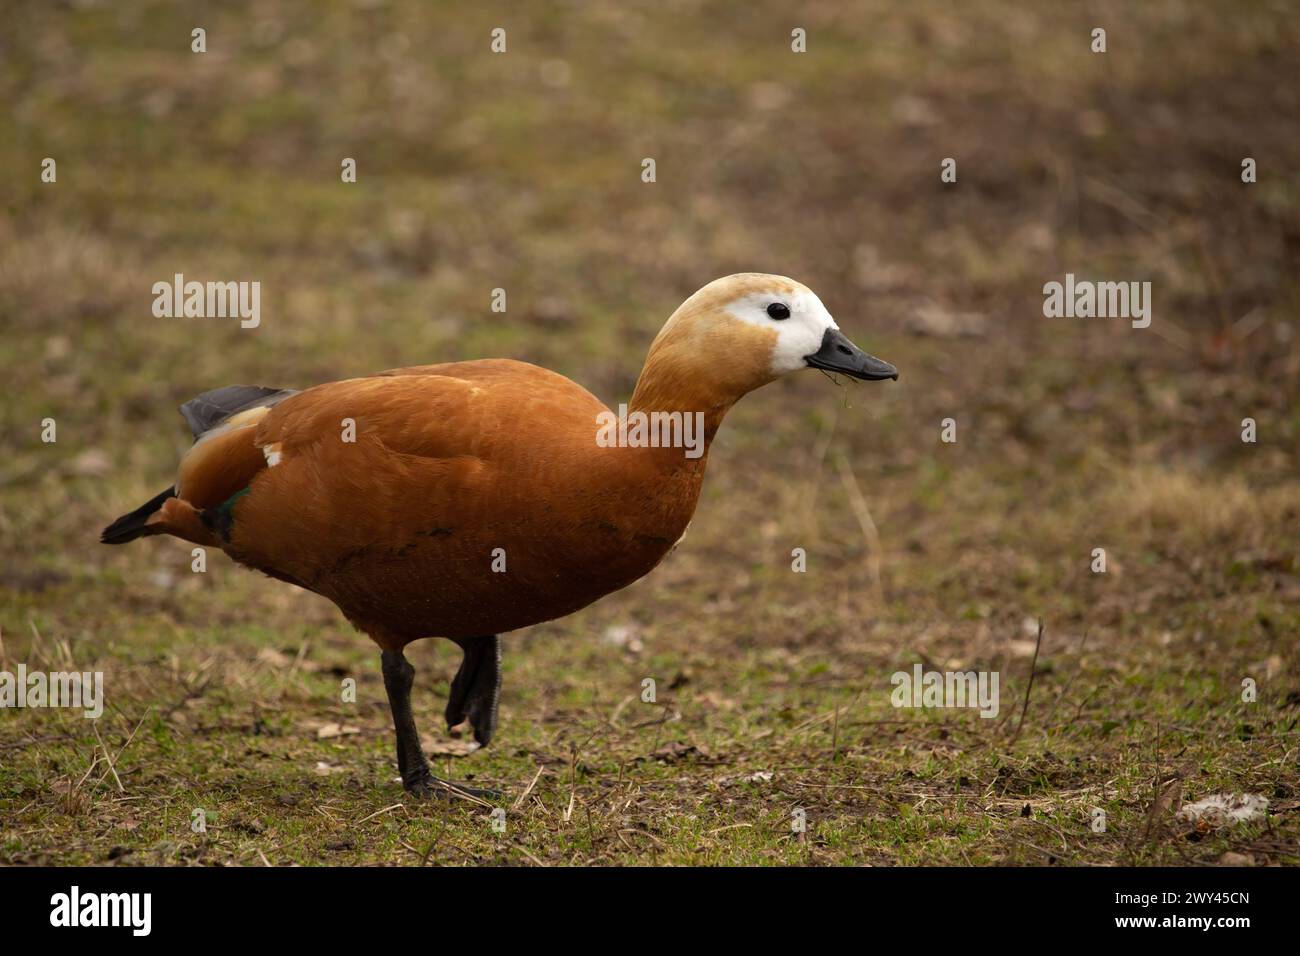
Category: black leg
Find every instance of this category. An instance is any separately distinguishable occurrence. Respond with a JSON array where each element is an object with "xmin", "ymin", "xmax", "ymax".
[
  {"xmin": 381, "ymin": 649, "xmax": 498, "ymax": 800},
  {"xmin": 381, "ymin": 650, "xmax": 426, "ymax": 787},
  {"xmin": 445, "ymin": 634, "xmax": 502, "ymax": 747}
]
